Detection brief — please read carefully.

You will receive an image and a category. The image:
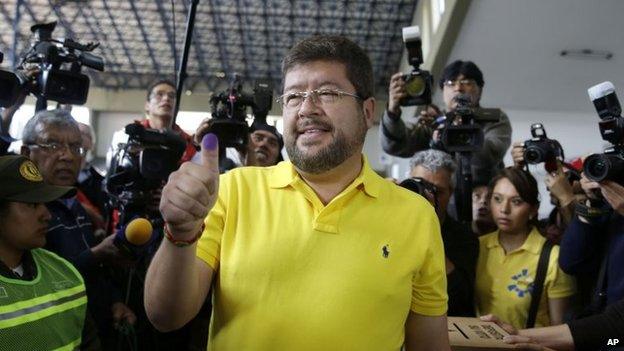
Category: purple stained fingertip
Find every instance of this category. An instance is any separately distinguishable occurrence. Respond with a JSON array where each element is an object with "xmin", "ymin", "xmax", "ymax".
[{"xmin": 202, "ymin": 133, "xmax": 218, "ymax": 150}]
